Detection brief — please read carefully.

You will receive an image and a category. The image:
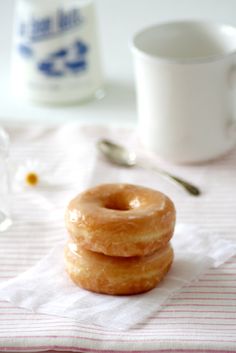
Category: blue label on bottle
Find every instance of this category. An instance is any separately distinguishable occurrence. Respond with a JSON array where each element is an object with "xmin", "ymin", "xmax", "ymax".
[
  {"xmin": 37, "ymin": 40, "xmax": 89, "ymax": 77},
  {"xmin": 18, "ymin": 8, "xmax": 84, "ymax": 42},
  {"xmin": 16, "ymin": 8, "xmax": 89, "ymax": 78}
]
